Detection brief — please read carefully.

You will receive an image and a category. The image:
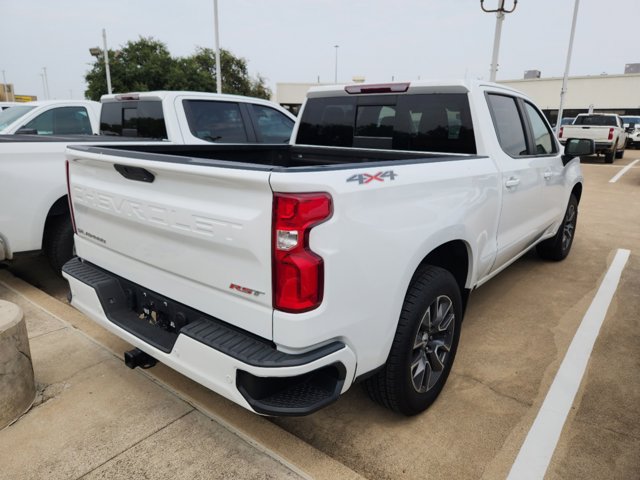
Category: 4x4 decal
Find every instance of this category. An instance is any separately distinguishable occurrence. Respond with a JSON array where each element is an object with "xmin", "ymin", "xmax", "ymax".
[{"xmin": 347, "ymin": 170, "xmax": 398, "ymax": 185}]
